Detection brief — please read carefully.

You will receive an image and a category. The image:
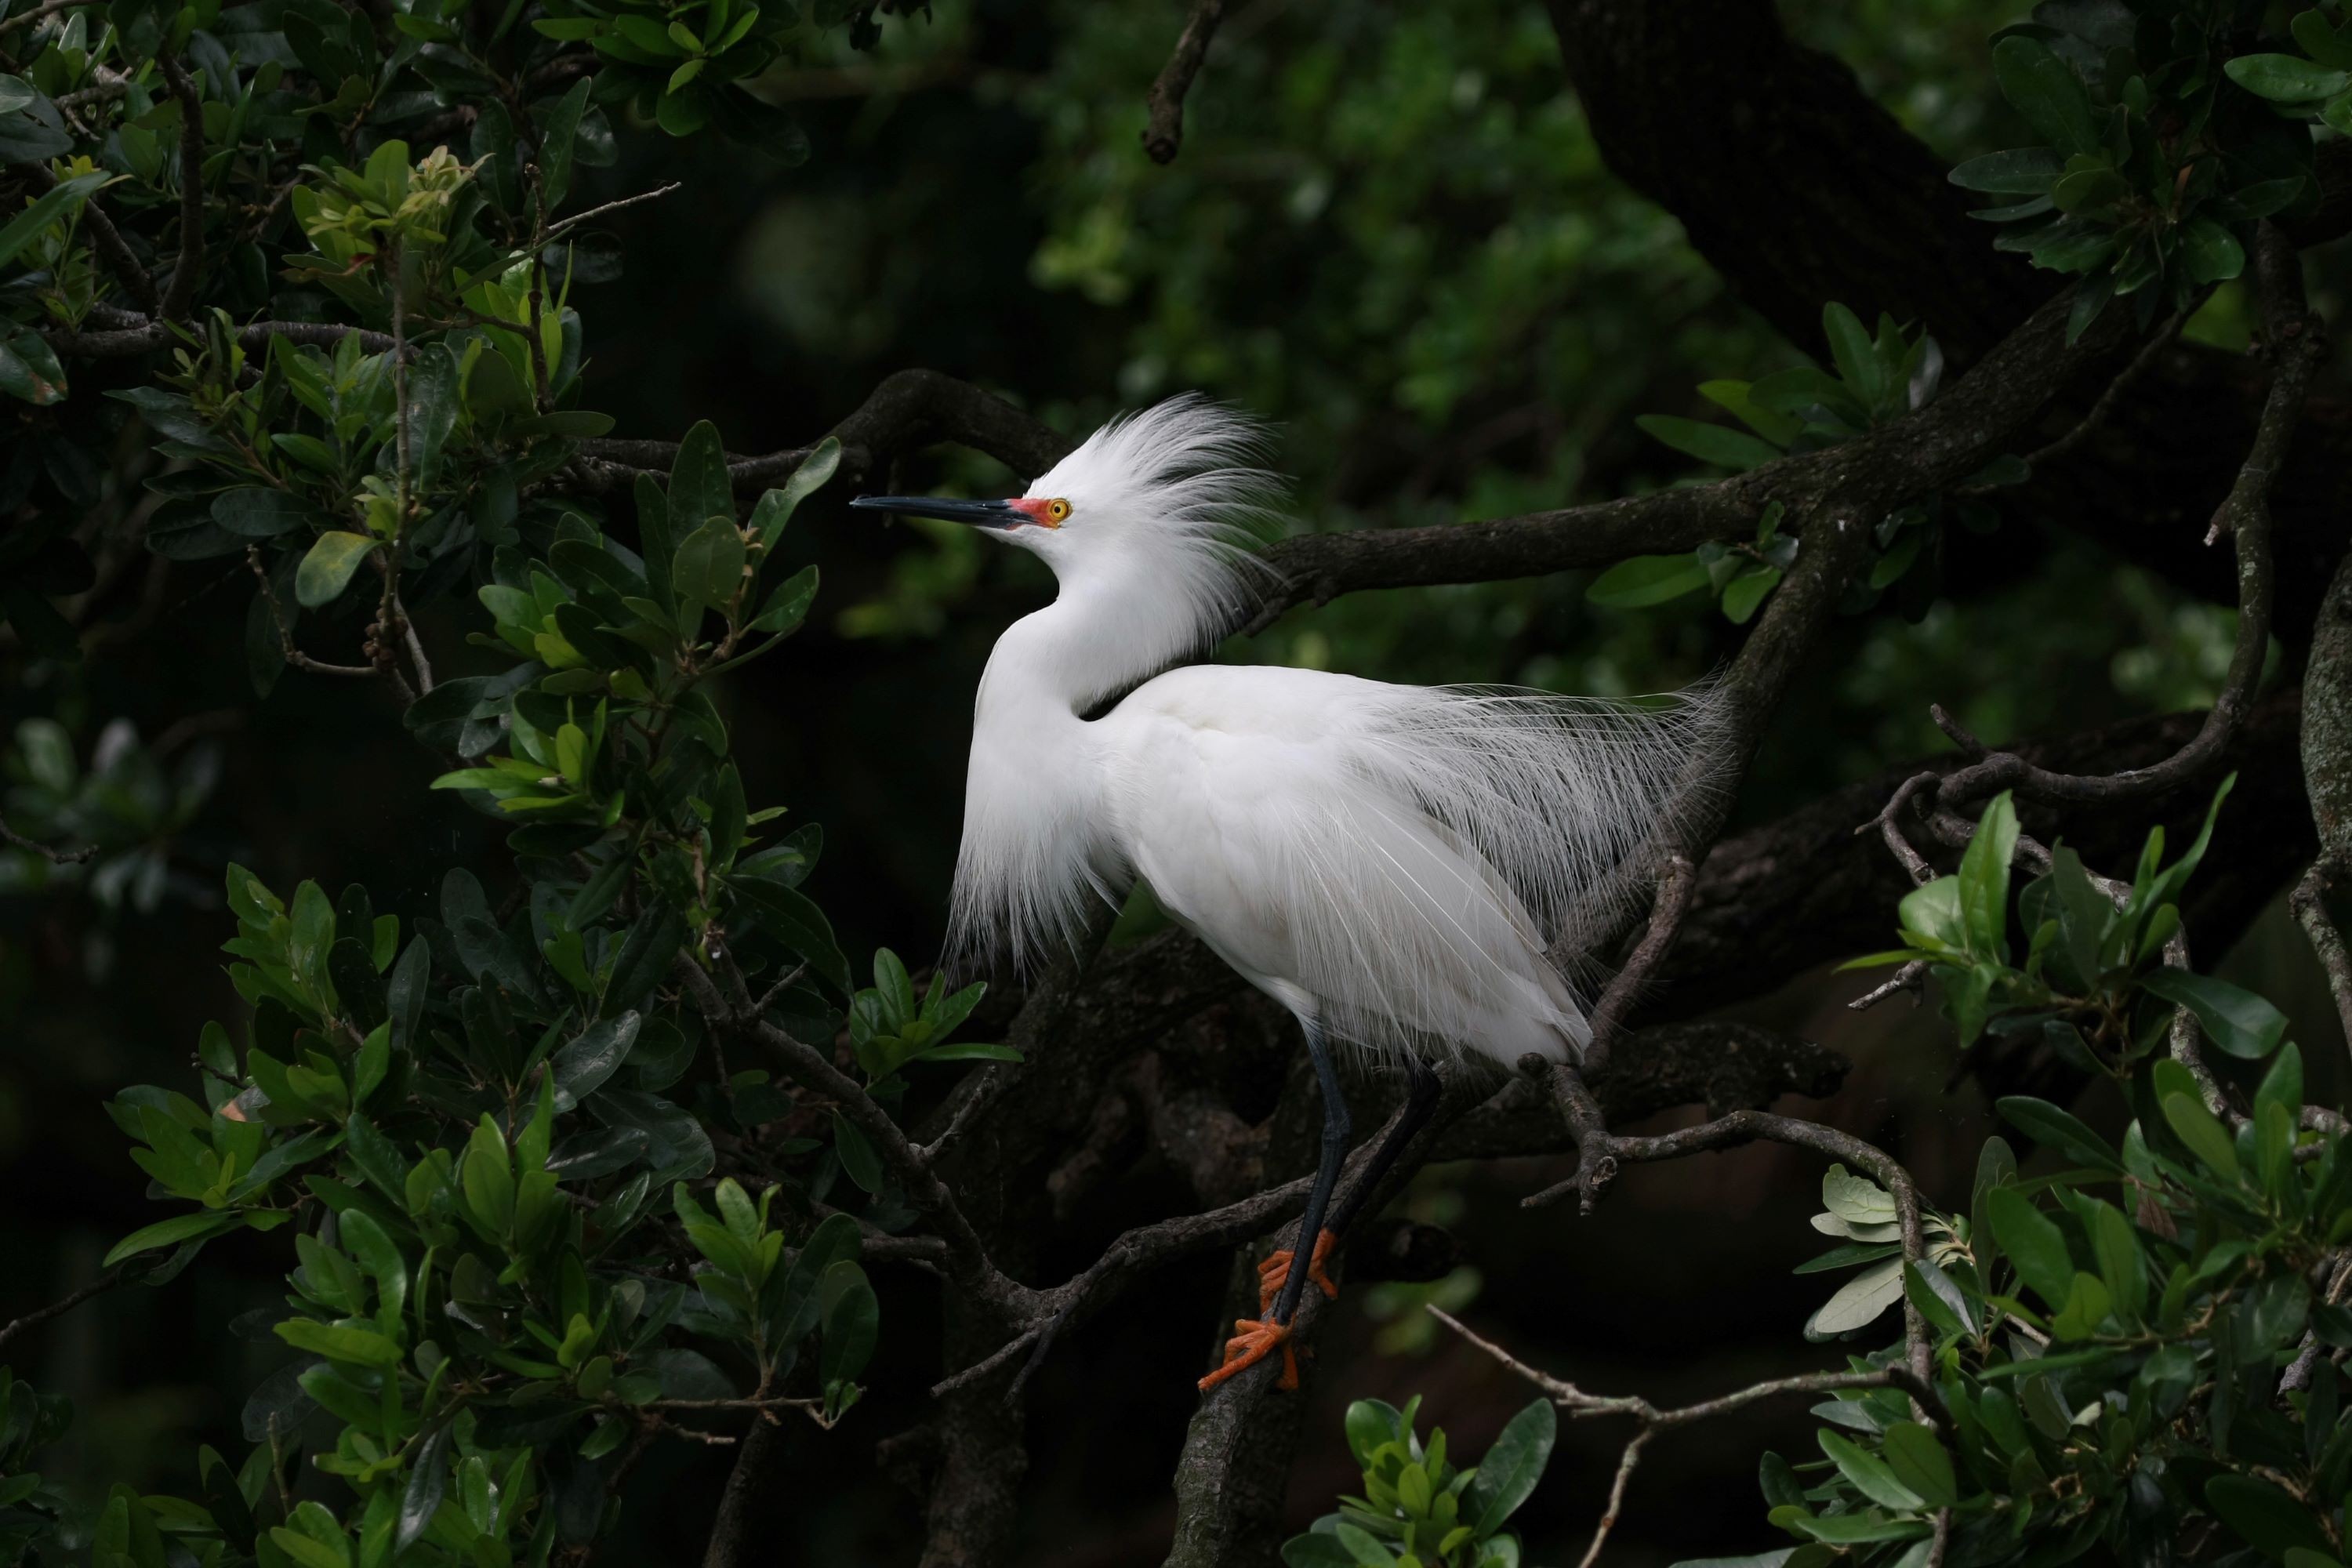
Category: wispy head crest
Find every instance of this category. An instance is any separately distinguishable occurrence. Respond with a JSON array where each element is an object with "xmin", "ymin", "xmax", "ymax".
[
  {"xmin": 1018, "ymin": 393, "xmax": 1287, "ymax": 685},
  {"xmin": 1029, "ymin": 392, "xmax": 1286, "ymax": 539}
]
